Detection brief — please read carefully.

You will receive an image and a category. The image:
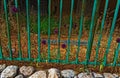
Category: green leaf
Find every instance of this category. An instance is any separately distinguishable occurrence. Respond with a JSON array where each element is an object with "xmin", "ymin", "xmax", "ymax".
[{"xmin": 99, "ymin": 64, "xmax": 104, "ymax": 72}]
